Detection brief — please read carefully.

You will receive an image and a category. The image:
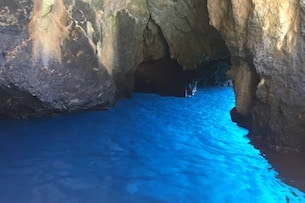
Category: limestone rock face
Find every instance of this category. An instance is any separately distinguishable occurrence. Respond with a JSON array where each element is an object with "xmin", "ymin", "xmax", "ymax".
[
  {"xmin": 147, "ymin": 0, "xmax": 228, "ymax": 69},
  {"xmin": 0, "ymin": 0, "xmax": 150, "ymax": 117},
  {"xmin": 208, "ymin": 0, "xmax": 305, "ymax": 151},
  {"xmin": 2, "ymin": 0, "xmax": 305, "ymax": 152},
  {"xmin": 0, "ymin": 0, "xmax": 229, "ymax": 117}
]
